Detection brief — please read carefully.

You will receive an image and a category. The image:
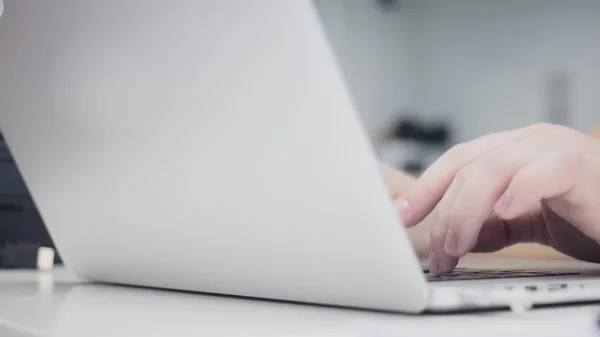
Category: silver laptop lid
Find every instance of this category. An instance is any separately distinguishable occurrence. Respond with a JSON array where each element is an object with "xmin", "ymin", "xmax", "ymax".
[{"xmin": 0, "ymin": 0, "xmax": 428, "ymax": 312}]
